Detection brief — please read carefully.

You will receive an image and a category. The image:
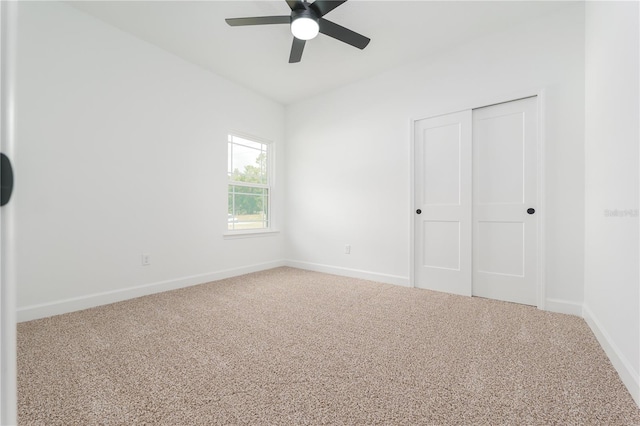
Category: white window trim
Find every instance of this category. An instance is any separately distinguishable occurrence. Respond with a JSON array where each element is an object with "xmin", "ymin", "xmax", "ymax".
[
  {"xmin": 226, "ymin": 131, "xmax": 276, "ymax": 236},
  {"xmin": 223, "ymin": 229, "xmax": 280, "ymax": 239}
]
